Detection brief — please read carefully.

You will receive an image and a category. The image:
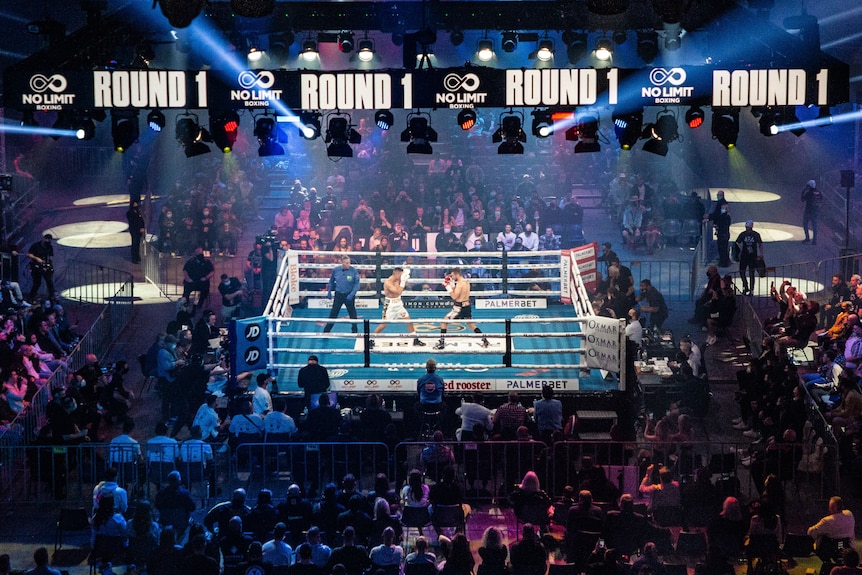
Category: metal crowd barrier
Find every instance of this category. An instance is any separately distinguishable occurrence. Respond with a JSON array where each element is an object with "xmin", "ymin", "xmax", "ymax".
[{"xmin": 142, "ymin": 240, "xmax": 249, "ymax": 299}]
